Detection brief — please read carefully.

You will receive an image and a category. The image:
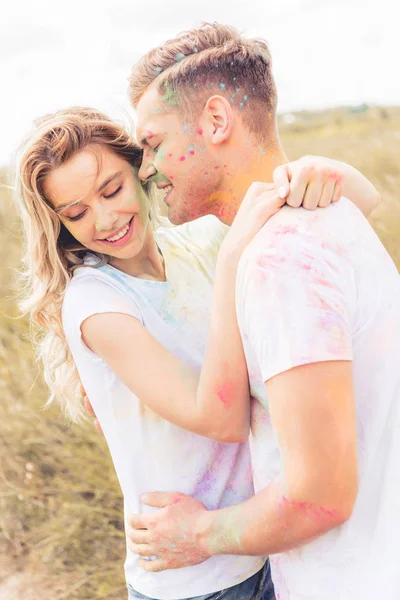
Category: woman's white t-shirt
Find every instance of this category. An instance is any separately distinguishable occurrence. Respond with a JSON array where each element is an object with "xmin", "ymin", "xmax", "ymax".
[{"xmin": 62, "ymin": 216, "xmax": 264, "ymax": 600}]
